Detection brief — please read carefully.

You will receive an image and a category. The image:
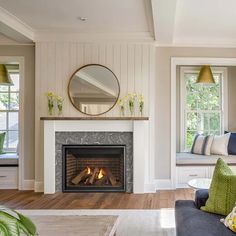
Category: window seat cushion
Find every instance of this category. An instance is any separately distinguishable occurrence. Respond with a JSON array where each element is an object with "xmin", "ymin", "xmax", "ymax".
[
  {"xmin": 0, "ymin": 153, "xmax": 18, "ymax": 166},
  {"xmin": 176, "ymin": 152, "xmax": 236, "ymax": 165}
]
